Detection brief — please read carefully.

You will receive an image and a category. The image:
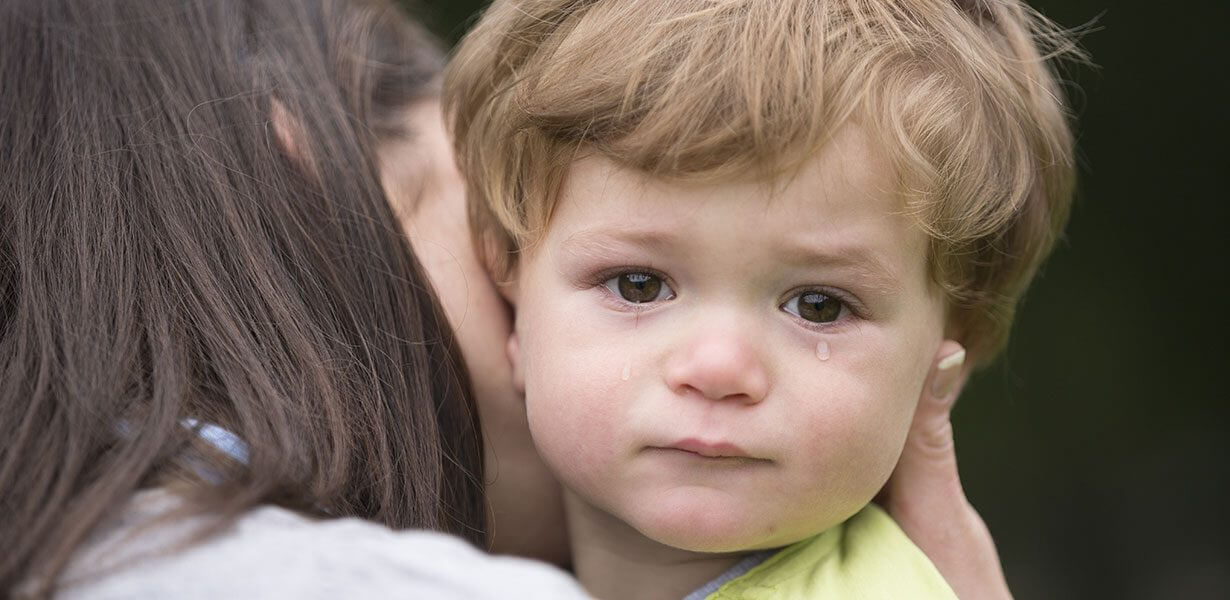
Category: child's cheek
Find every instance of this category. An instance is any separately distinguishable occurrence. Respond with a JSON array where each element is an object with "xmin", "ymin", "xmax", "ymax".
[
  {"xmin": 789, "ymin": 340, "xmax": 925, "ymax": 501},
  {"xmin": 519, "ymin": 308, "xmax": 625, "ymax": 498}
]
